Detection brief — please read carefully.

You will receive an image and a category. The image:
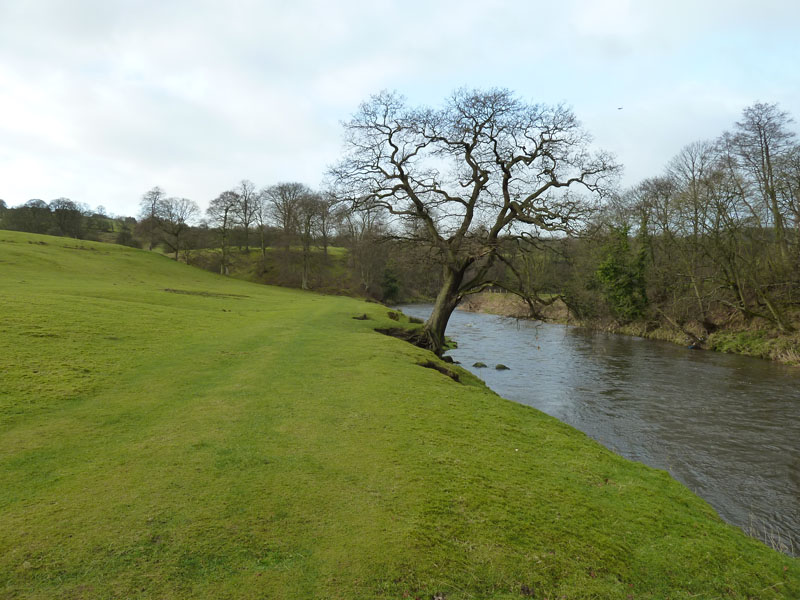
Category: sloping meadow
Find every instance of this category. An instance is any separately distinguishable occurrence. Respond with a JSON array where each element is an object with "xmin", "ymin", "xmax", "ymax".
[{"xmin": 1, "ymin": 231, "xmax": 797, "ymax": 599}]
